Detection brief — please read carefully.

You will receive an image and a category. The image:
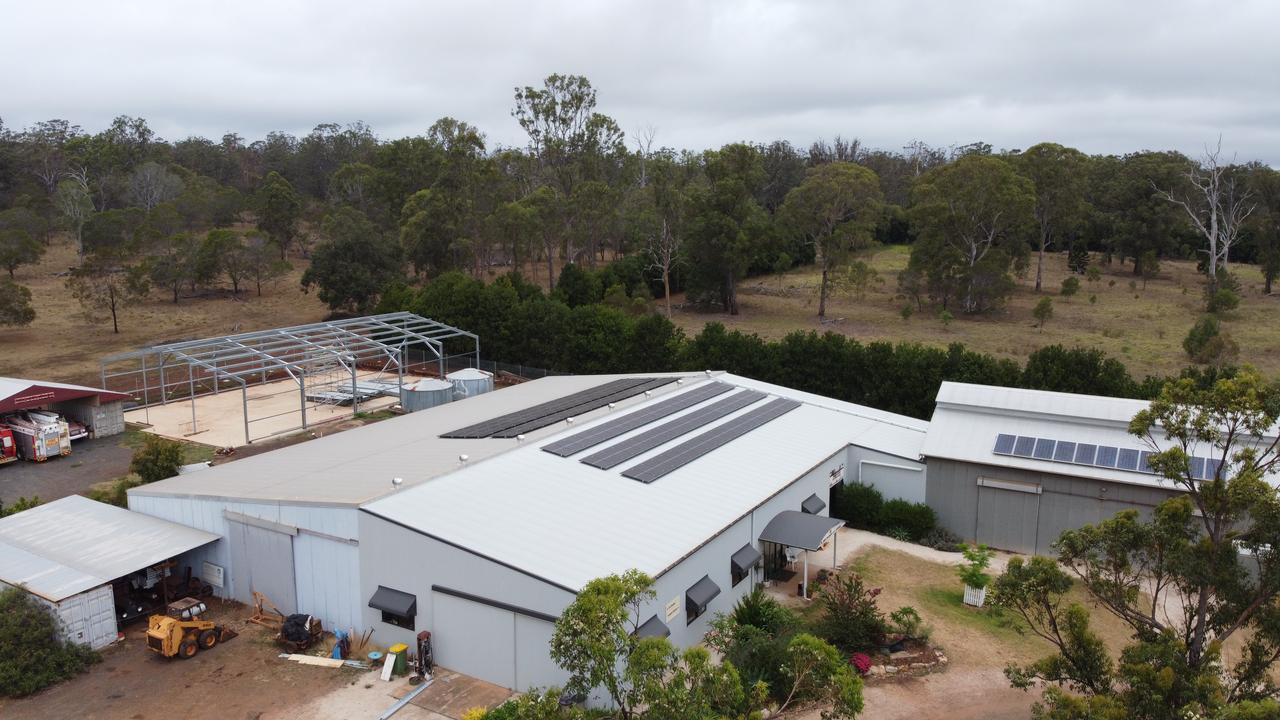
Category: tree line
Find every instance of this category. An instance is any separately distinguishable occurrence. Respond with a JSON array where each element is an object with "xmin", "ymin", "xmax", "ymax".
[
  {"xmin": 379, "ymin": 268, "xmax": 1234, "ymax": 420},
  {"xmin": 3, "ymin": 74, "xmax": 1278, "ymax": 331}
]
